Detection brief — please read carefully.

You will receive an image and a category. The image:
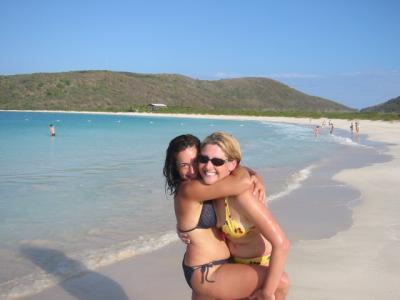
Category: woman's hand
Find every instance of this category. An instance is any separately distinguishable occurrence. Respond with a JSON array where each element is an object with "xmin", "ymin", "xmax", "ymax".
[
  {"xmin": 249, "ymin": 289, "xmax": 275, "ymax": 300},
  {"xmin": 250, "ymin": 174, "xmax": 266, "ymax": 205},
  {"xmin": 176, "ymin": 227, "xmax": 191, "ymax": 244}
]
